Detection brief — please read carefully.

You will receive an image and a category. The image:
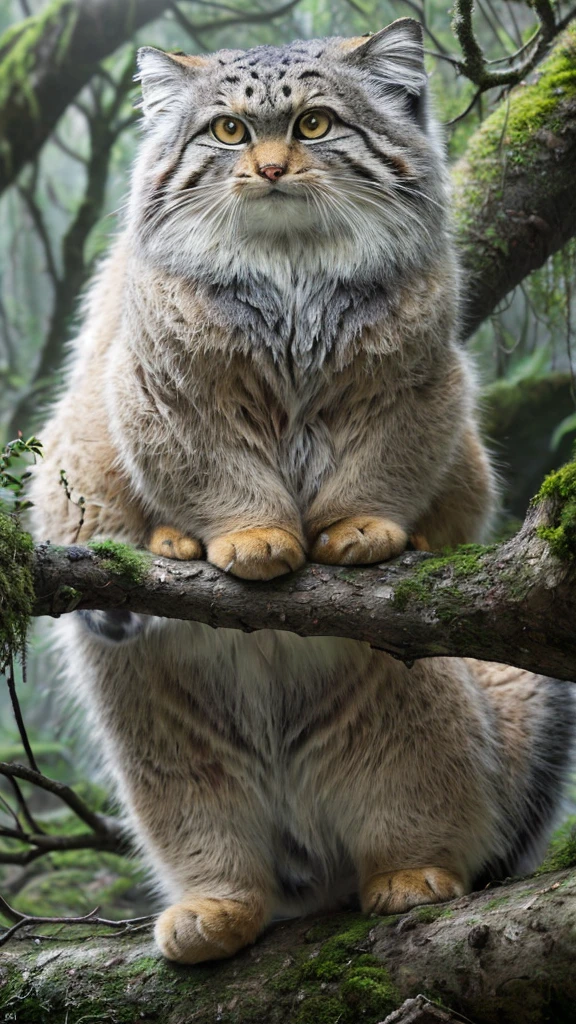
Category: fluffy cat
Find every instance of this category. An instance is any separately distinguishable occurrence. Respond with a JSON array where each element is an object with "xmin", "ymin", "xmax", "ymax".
[{"xmin": 30, "ymin": 19, "xmax": 573, "ymax": 964}]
